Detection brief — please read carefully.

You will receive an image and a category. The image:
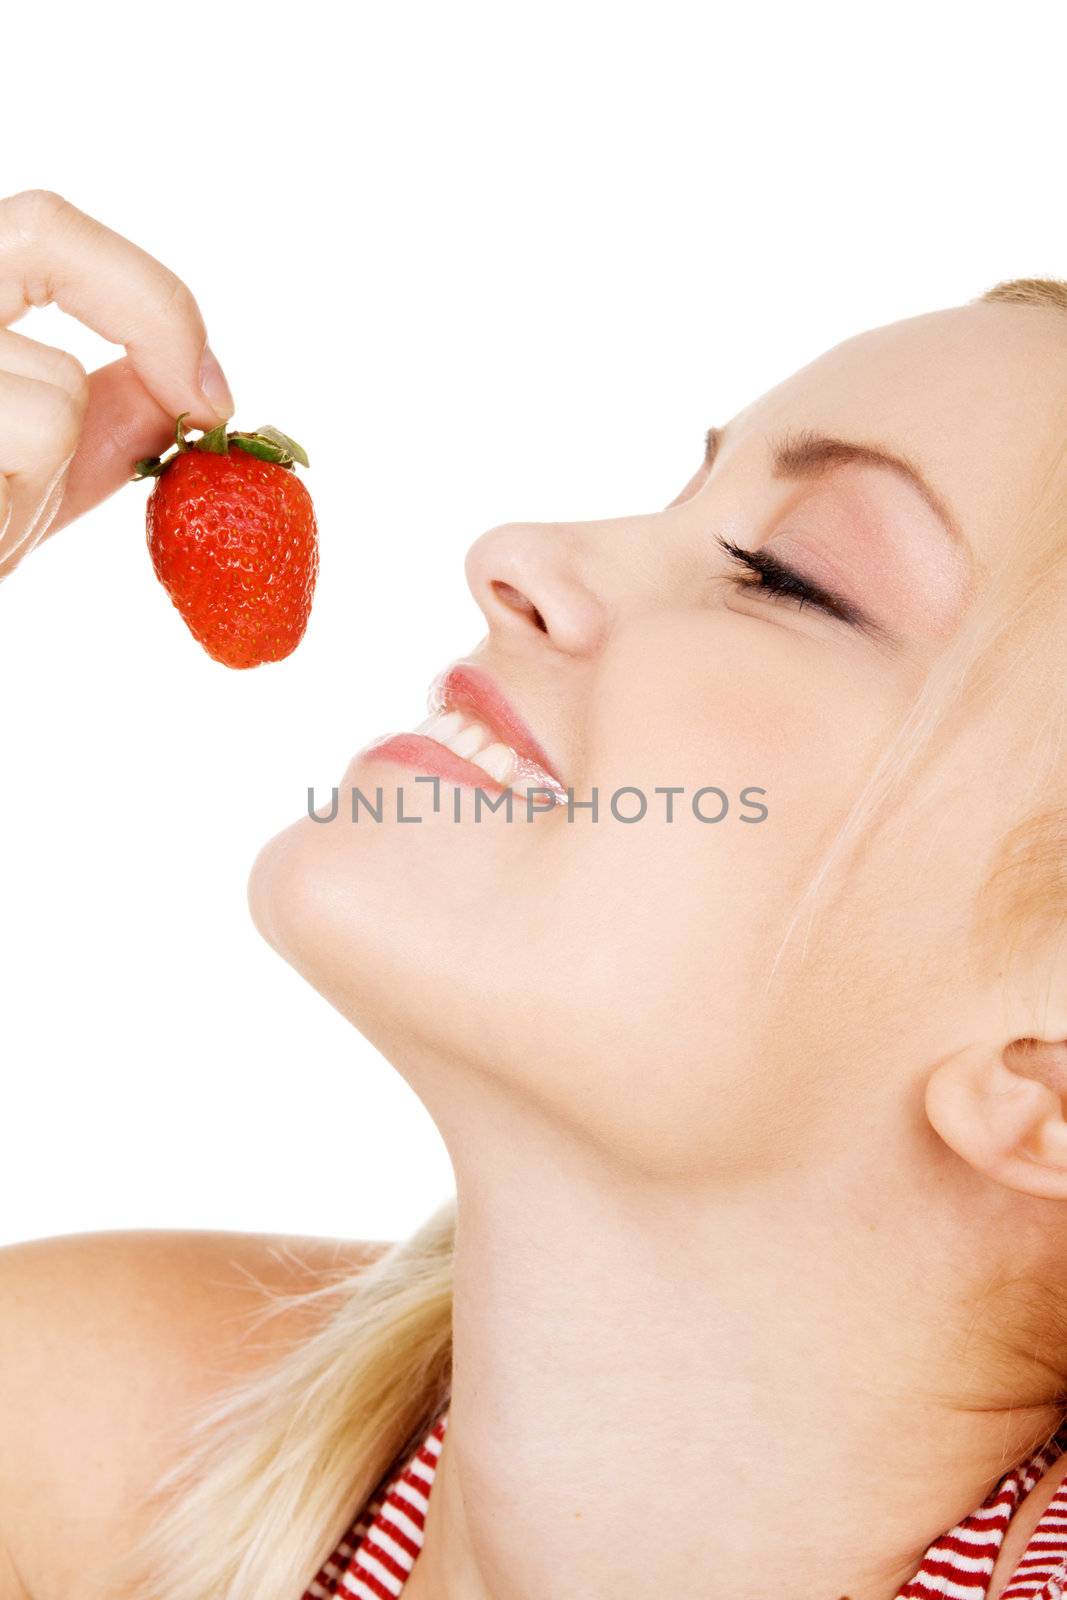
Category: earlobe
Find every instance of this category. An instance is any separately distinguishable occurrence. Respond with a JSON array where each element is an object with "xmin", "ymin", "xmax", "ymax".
[{"xmin": 925, "ymin": 1037, "xmax": 1067, "ymax": 1200}]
